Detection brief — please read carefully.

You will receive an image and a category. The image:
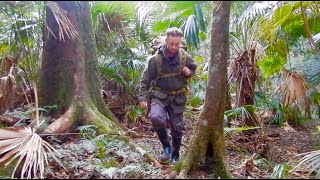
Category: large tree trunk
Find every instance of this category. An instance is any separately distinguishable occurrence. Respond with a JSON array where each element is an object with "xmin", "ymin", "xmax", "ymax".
[
  {"xmin": 168, "ymin": 1, "xmax": 232, "ymax": 178},
  {"xmin": 39, "ymin": 1, "xmax": 124, "ymax": 134}
]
